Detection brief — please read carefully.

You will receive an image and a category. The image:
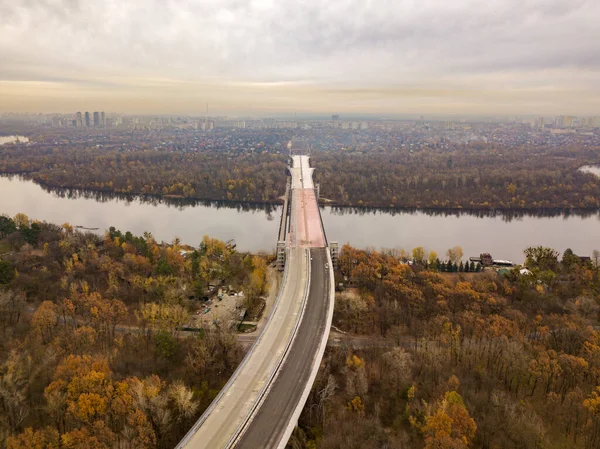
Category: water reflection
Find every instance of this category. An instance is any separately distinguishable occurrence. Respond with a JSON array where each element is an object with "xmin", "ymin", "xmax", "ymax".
[
  {"xmin": 36, "ymin": 180, "xmax": 600, "ymax": 222},
  {"xmin": 328, "ymin": 205, "xmax": 600, "ymax": 222},
  {"xmin": 40, "ymin": 183, "xmax": 279, "ymax": 216}
]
